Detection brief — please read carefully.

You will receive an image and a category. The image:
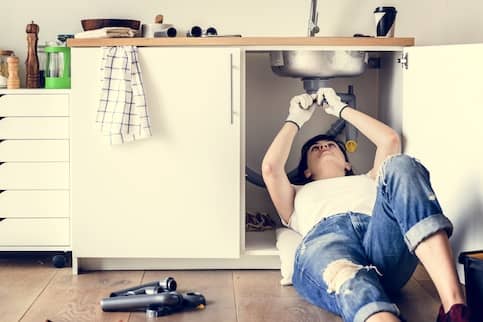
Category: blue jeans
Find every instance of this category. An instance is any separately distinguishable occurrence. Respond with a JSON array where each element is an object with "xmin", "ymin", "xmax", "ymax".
[{"xmin": 292, "ymin": 155, "xmax": 453, "ymax": 322}]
